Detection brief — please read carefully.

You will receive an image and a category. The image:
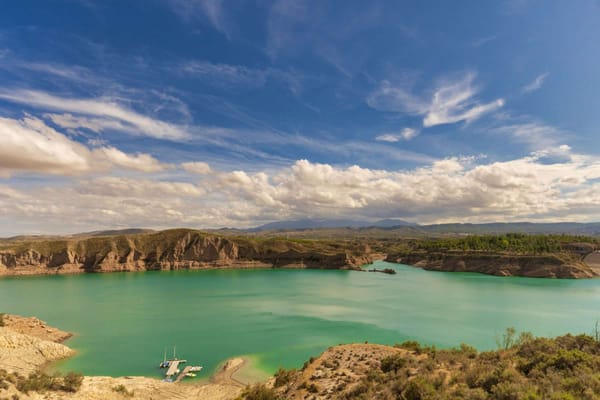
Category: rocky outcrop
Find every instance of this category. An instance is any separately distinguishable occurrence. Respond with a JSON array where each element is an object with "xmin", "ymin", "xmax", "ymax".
[
  {"xmin": 0, "ymin": 326, "xmax": 74, "ymax": 375},
  {"xmin": 0, "ymin": 230, "xmax": 373, "ymax": 276},
  {"xmin": 386, "ymin": 252, "xmax": 597, "ymax": 278}
]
